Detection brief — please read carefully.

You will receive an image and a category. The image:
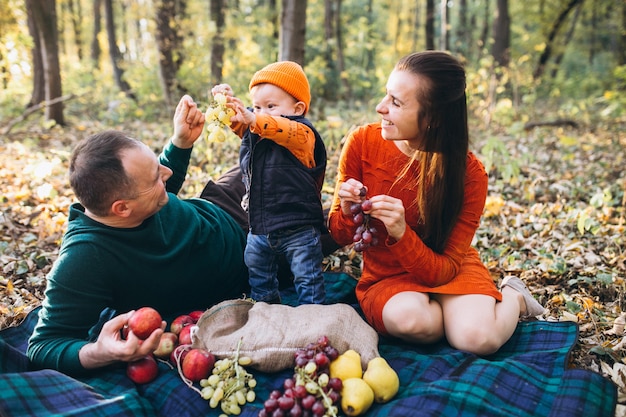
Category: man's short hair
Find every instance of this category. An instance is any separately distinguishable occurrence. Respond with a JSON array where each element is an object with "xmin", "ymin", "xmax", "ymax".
[{"xmin": 69, "ymin": 130, "xmax": 141, "ymax": 216}]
